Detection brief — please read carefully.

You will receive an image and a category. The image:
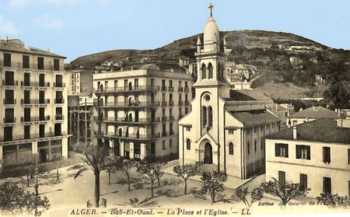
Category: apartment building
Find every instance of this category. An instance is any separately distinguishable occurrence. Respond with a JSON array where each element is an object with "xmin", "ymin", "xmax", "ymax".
[
  {"xmin": 0, "ymin": 39, "xmax": 68, "ymax": 169},
  {"xmin": 93, "ymin": 64, "xmax": 192, "ymax": 160},
  {"xmin": 266, "ymin": 119, "xmax": 350, "ymax": 197}
]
